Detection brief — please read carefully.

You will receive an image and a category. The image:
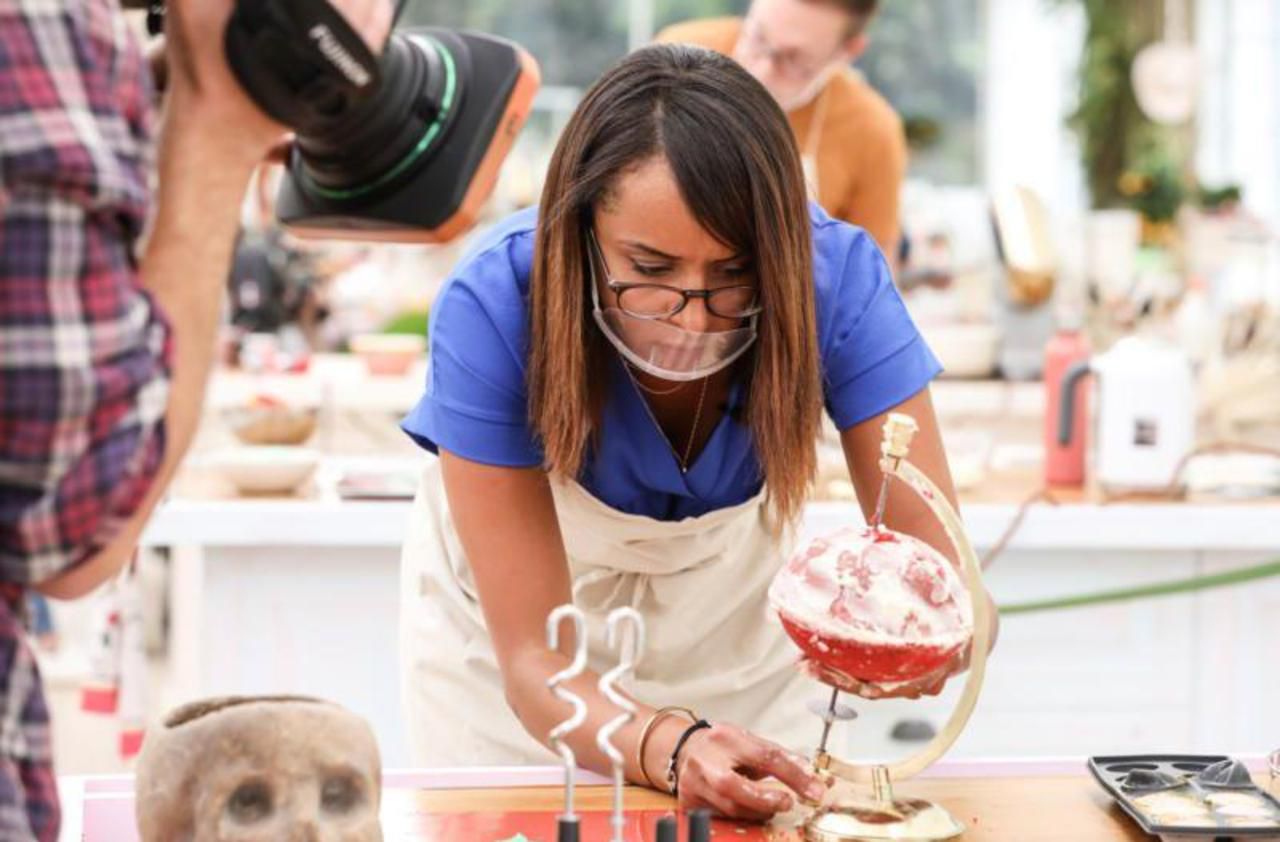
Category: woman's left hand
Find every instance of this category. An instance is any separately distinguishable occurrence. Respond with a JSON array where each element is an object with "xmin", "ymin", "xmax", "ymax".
[{"xmin": 672, "ymin": 723, "xmax": 827, "ymax": 821}]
